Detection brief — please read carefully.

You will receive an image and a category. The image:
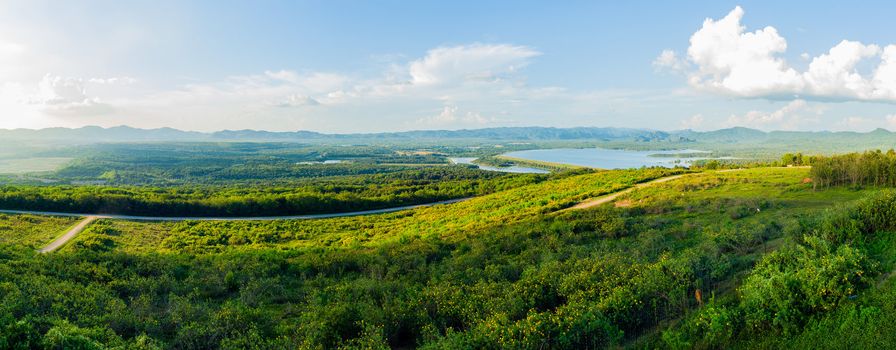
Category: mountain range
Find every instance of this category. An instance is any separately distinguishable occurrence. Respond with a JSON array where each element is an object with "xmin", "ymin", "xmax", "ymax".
[{"xmin": 2, "ymin": 125, "xmax": 895, "ymax": 145}]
